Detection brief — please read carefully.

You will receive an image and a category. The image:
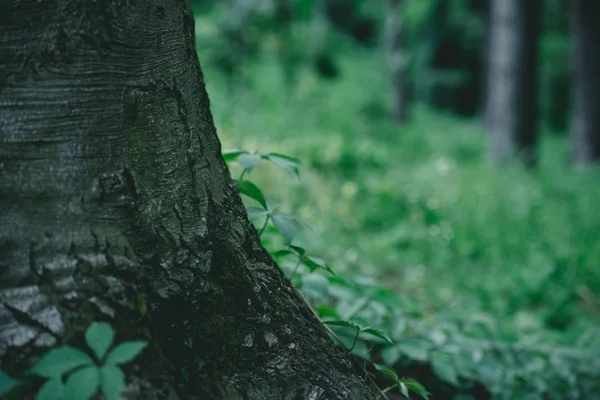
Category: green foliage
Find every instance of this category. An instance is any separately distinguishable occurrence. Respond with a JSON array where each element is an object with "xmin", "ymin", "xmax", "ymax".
[
  {"xmin": 211, "ymin": 47, "xmax": 600, "ymax": 397},
  {"xmin": 1, "ymin": 322, "xmax": 147, "ymax": 400}
]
